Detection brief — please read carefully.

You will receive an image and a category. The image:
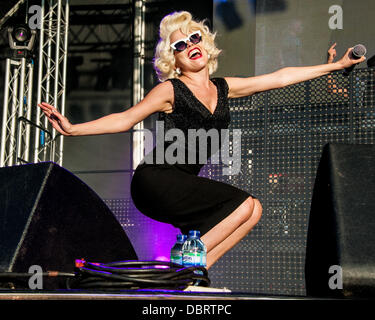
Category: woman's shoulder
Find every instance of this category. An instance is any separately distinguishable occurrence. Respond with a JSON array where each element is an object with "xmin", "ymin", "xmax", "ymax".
[
  {"xmin": 151, "ymin": 79, "xmax": 175, "ymax": 95},
  {"xmin": 142, "ymin": 80, "xmax": 174, "ymax": 112}
]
